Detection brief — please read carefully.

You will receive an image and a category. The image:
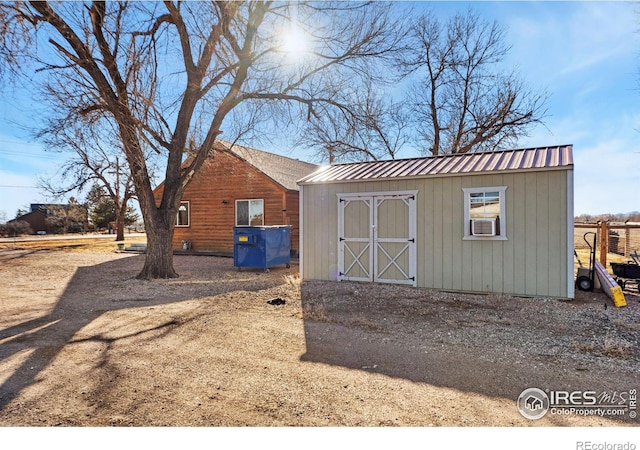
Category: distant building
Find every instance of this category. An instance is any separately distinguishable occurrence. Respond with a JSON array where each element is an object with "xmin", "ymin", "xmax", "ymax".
[
  {"xmin": 9, "ymin": 203, "xmax": 88, "ymax": 234},
  {"xmin": 8, "ymin": 210, "xmax": 52, "ymax": 234},
  {"xmin": 29, "ymin": 203, "xmax": 69, "ymax": 215}
]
